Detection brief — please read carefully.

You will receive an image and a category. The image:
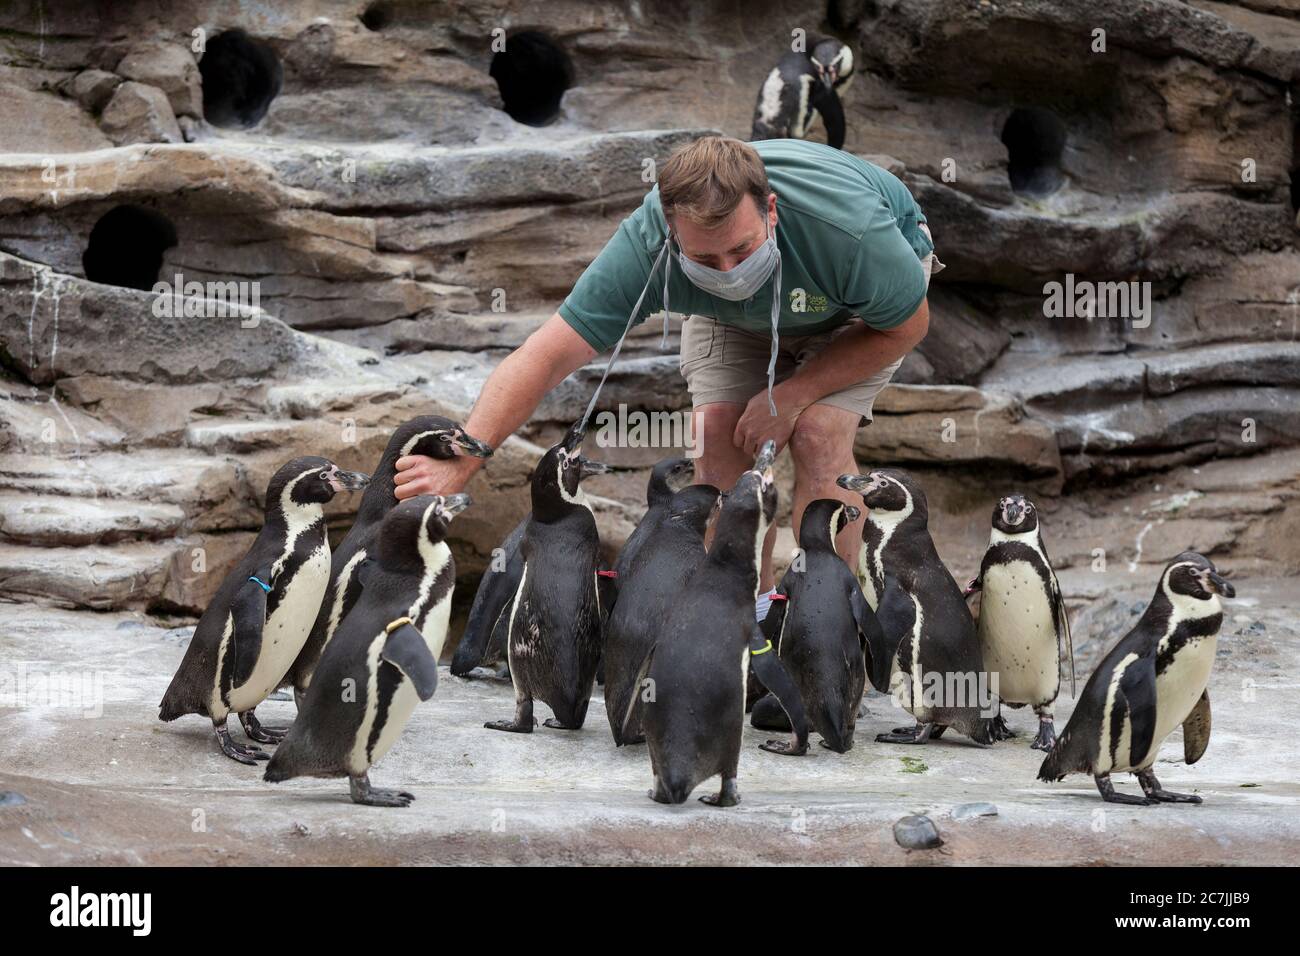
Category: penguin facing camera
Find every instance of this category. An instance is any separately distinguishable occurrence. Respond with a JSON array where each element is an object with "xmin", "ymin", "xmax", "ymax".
[
  {"xmin": 159, "ymin": 457, "xmax": 370, "ymax": 764},
  {"xmin": 751, "ymin": 36, "xmax": 855, "ymax": 149},
  {"xmin": 837, "ymin": 469, "xmax": 995, "ymax": 746},
  {"xmin": 288, "ymin": 416, "xmax": 490, "ymax": 706},
  {"xmin": 1038, "ymin": 552, "xmax": 1234, "ymax": 806},
  {"xmin": 966, "ymin": 493, "xmax": 1076, "ymax": 751},
  {"xmin": 264, "ymin": 493, "xmax": 470, "ymax": 807},
  {"xmin": 484, "ymin": 419, "xmax": 608, "ymax": 733}
]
